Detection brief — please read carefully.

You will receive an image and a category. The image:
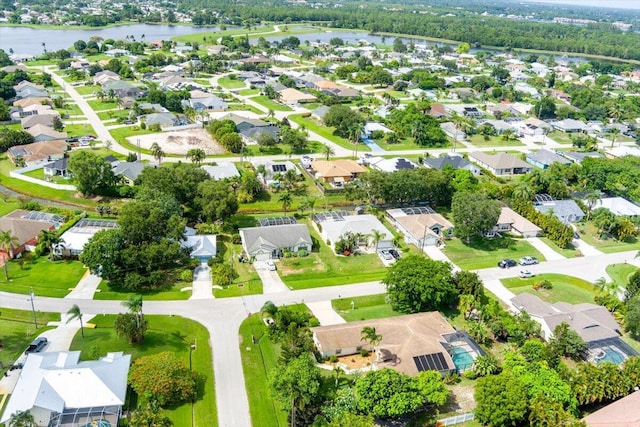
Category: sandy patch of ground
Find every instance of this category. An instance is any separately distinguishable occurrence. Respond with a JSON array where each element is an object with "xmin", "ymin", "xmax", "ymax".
[{"xmin": 127, "ymin": 128, "xmax": 225, "ymax": 155}]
